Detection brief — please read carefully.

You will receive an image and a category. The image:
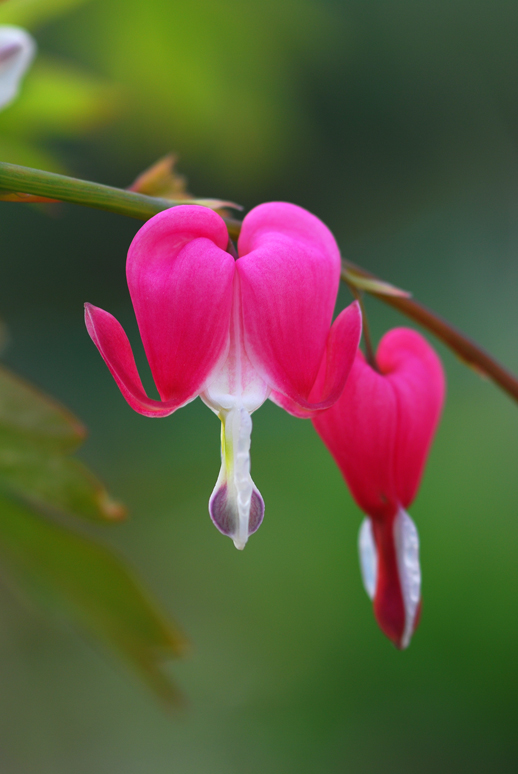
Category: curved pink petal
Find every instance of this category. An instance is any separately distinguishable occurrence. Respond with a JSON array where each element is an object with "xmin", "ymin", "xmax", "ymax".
[
  {"xmin": 312, "ymin": 327, "xmax": 445, "ymax": 518},
  {"xmin": 269, "ymin": 301, "xmax": 362, "ymax": 417},
  {"xmin": 237, "ymin": 202, "xmax": 343, "ymax": 403},
  {"xmin": 377, "ymin": 328, "xmax": 446, "ymax": 508},
  {"xmin": 85, "ymin": 304, "xmax": 184, "ymax": 417},
  {"xmin": 127, "ymin": 205, "xmax": 235, "ymax": 402},
  {"xmin": 313, "ymin": 348, "xmax": 399, "ymax": 517}
]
